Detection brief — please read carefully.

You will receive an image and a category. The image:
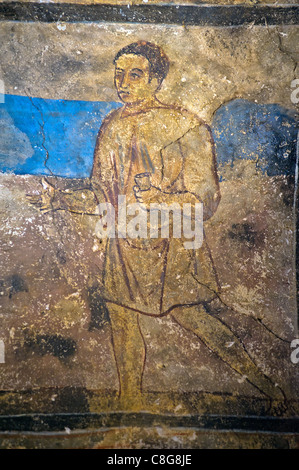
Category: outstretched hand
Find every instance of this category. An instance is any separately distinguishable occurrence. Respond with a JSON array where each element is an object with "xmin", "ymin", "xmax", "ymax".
[{"xmin": 26, "ymin": 177, "xmax": 56, "ymax": 213}]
